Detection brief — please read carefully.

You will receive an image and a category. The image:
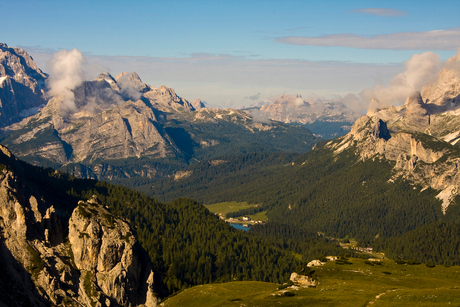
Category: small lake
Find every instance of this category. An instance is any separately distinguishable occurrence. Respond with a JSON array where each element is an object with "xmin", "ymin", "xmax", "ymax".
[{"xmin": 229, "ymin": 223, "xmax": 250, "ymax": 231}]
